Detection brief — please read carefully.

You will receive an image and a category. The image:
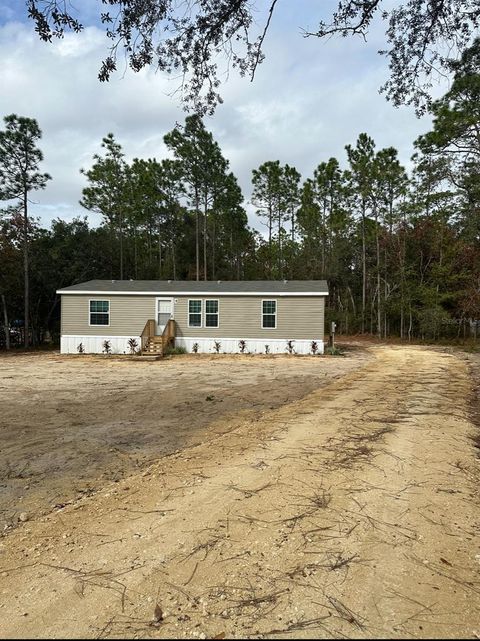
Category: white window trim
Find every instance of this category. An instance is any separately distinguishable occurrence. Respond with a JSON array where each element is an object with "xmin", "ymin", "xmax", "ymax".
[
  {"xmin": 204, "ymin": 298, "xmax": 219, "ymax": 329},
  {"xmin": 88, "ymin": 298, "xmax": 110, "ymax": 327},
  {"xmin": 156, "ymin": 297, "xmax": 174, "ymax": 332},
  {"xmin": 188, "ymin": 298, "xmax": 203, "ymax": 329},
  {"xmin": 261, "ymin": 299, "xmax": 277, "ymax": 330}
]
